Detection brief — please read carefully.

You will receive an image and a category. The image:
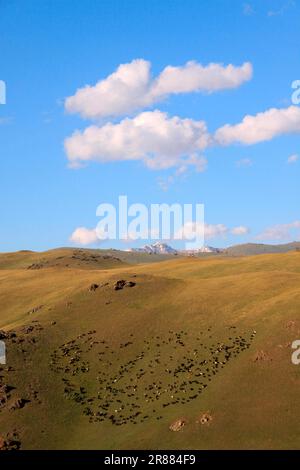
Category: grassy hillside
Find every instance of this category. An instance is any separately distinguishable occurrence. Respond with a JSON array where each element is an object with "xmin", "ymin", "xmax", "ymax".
[
  {"xmin": 0, "ymin": 247, "xmax": 178, "ymax": 271},
  {"xmin": 224, "ymin": 241, "xmax": 300, "ymax": 256},
  {"xmin": 0, "ymin": 249, "xmax": 300, "ymax": 449}
]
